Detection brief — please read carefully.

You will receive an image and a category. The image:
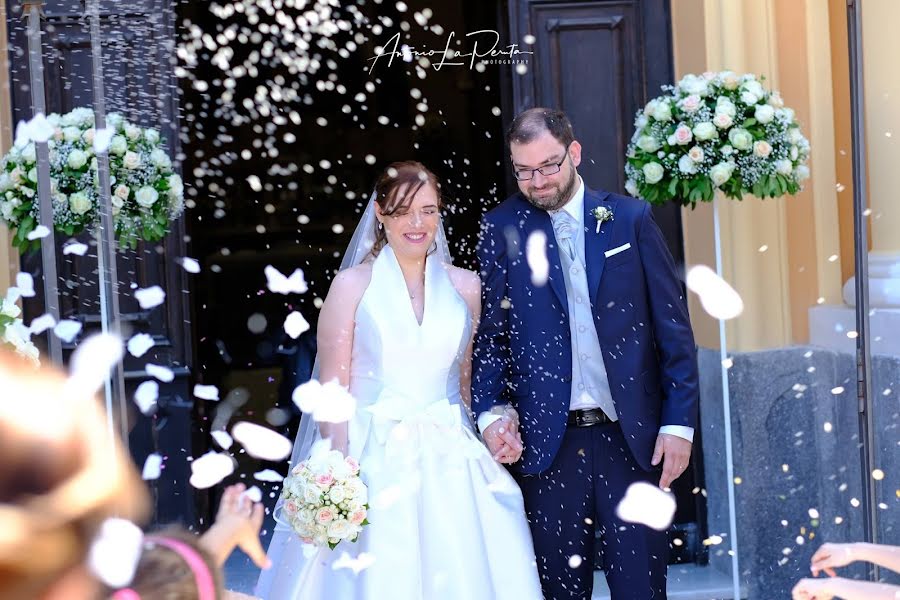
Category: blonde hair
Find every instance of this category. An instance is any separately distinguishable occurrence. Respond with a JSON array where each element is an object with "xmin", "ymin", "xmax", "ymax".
[{"xmin": 0, "ymin": 350, "xmax": 149, "ymax": 599}]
